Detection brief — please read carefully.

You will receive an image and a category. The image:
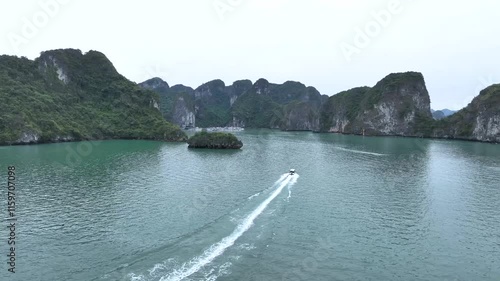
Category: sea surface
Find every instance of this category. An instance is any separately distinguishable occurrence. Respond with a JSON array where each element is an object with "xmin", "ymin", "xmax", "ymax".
[{"xmin": 1, "ymin": 130, "xmax": 499, "ymax": 281}]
